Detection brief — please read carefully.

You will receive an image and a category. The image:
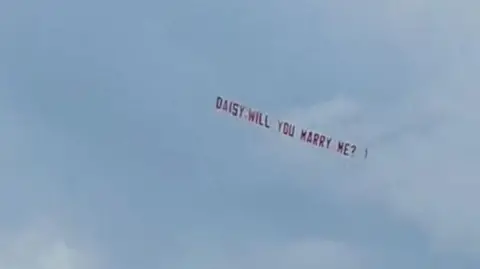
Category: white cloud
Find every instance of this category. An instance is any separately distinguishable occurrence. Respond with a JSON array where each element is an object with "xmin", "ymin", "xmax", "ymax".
[
  {"xmin": 270, "ymin": 56, "xmax": 480, "ymax": 255},
  {"xmin": 173, "ymin": 237, "xmax": 372, "ymax": 269},
  {"xmin": 261, "ymin": 0, "xmax": 480, "ymax": 259},
  {"xmin": 245, "ymin": 239, "xmax": 371, "ymax": 269},
  {"xmin": 0, "ymin": 220, "xmax": 100, "ymax": 269}
]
